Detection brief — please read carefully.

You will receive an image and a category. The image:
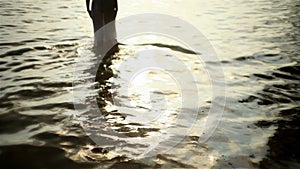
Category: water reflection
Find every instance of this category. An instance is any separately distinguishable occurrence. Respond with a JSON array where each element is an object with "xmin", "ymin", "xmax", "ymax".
[{"xmin": 0, "ymin": 0, "xmax": 299, "ymax": 168}]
